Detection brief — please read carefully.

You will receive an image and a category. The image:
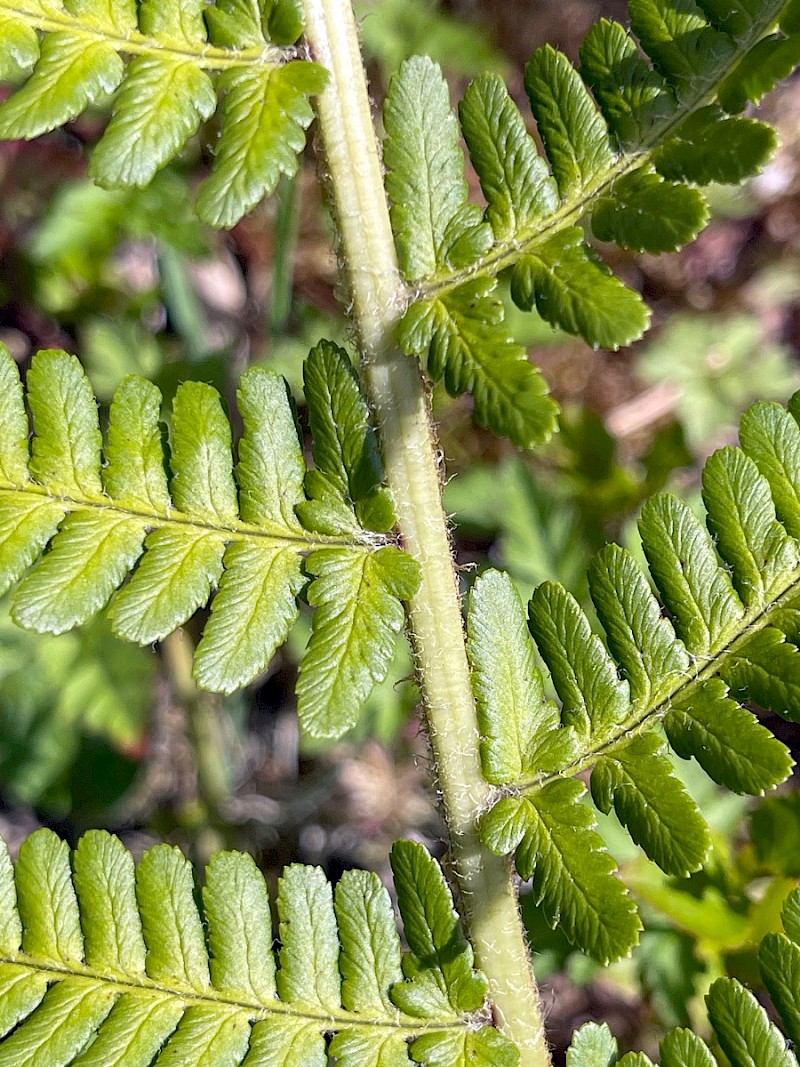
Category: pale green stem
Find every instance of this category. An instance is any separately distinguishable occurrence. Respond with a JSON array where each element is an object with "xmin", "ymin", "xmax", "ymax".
[
  {"xmin": 302, "ymin": 2, "xmax": 551, "ymax": 1062},
  {"xmin": 162, "ymin": 630, "xmax": 232, "ymax": 862}
]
